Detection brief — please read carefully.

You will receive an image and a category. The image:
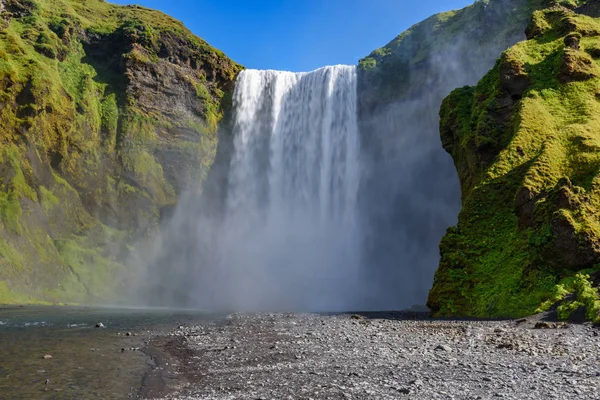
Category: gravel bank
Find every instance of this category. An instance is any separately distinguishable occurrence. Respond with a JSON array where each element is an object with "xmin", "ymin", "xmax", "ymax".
[{"xmin": 144, "ymin": 312, "xmax": 600, "ymax": 399}]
